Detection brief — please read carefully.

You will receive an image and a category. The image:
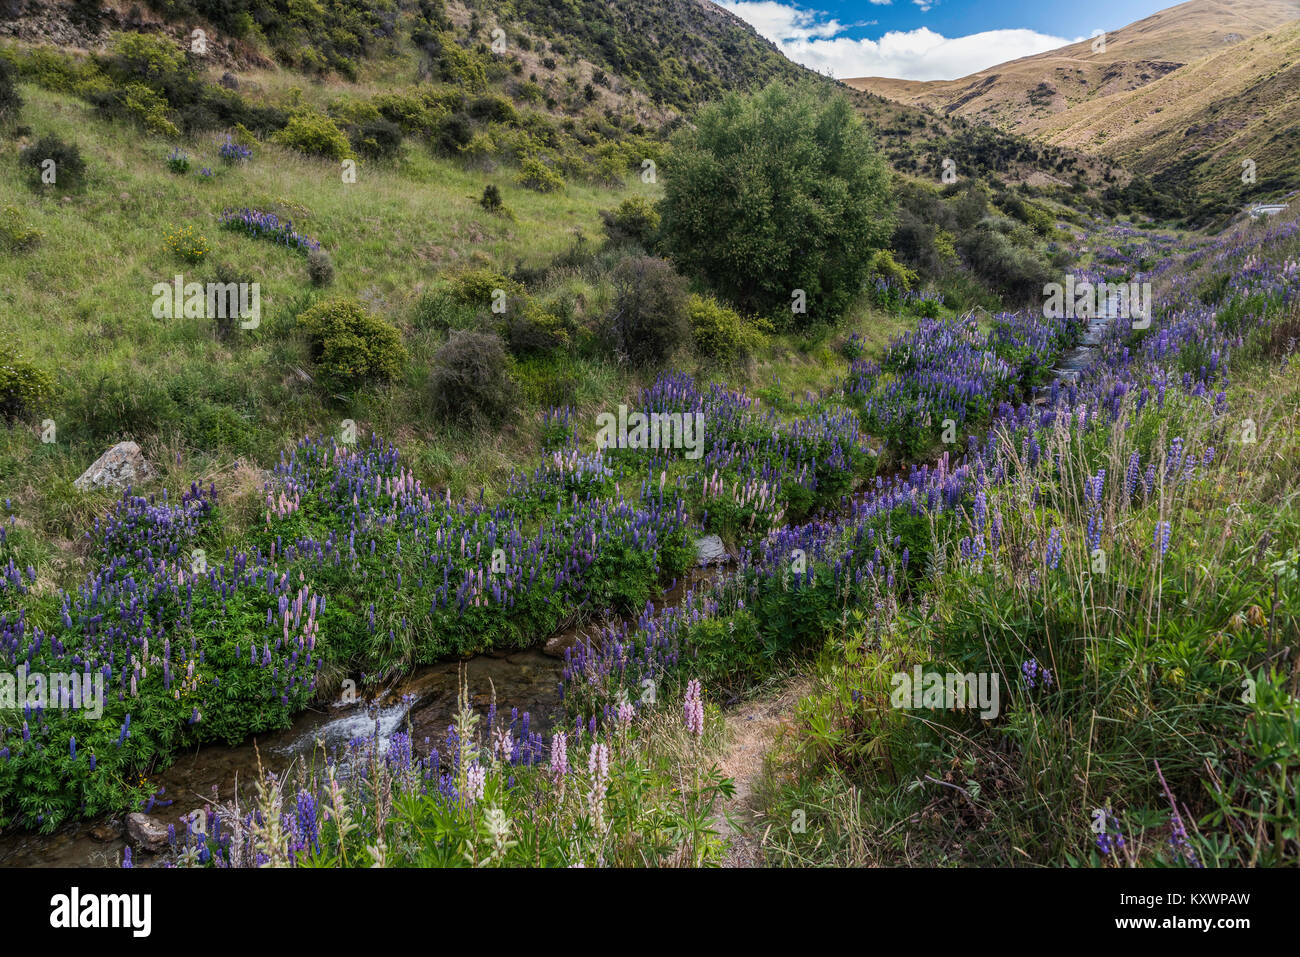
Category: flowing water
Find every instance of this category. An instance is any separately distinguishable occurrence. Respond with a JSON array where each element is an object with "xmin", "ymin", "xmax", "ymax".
[
  {"xmin": 0, "ymin": 650, "xmax": 564, "ymax": 868},
  {"xmin": 0, "ymin": 568, "xmax": 716, "ymax": 867}
]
